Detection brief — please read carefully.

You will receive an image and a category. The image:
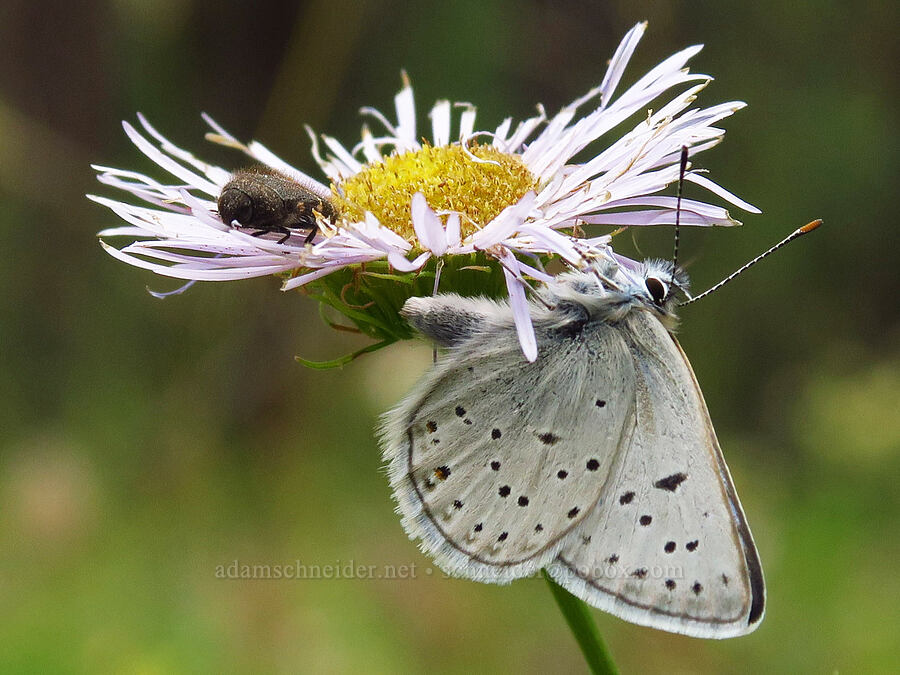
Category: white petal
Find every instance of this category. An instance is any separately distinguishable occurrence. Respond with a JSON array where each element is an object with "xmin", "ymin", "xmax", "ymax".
[
  {"xmin": 100, "ymin": 241, "xmax": 291, "ymax": 281},
  {"xmin": 281, "ymin": 266, "xmax": 345, "ymax": 290},
  {"xmin": 352, "ymin": 212, "xmax": 412, "ymax": 251},
  {"xmin": 304, "ymin": 126, "xmax": 342, "ymax": 181},
  {"xmin": 97, "ymin": 225, "xmax": 152, "ymax": 237},
  {"xmin": 686, "ymin": 173, "xmax": 761, "ymax": 213},
  {"xmin": 136, "ymin": 114, "xmax": 230, "ymax": 187},
  {"xmin": 578, "ymin": 209, "xmax": 739, "ymax": 227},
  {"xmin": 493, "ymin": 117, "xmax": 513, "ymax": 146},
  {"xmin": 394, "ymin": 74, "xmax": 417, "ymax": 148},
  {"xmin": 358, "ymin": 105, "xmax": 400, "ymax": 137},
  {"xmin": 445, "ymin": 213, "xmax": 461, "ymax": 248},
  {"xmin": 322, "ymin": 135, "xmax": 363, "ymax": 176},
  {"xmin": 430, "ymin": 100, "xmax": 451, "ymax": 146},
  {"xmin": 388, "ymin": 250, "xmax": 431, "ymax": 272},
  {"xmin": 123, "ymin": 121, "xmax": 220, "ymax": 196},
  {"xmin": 511, "ymin": 260, "xmax": 553, "ymax": 283},
  {"xmin": 503, "ymin": 107, "xmax": 546, "ymax": 152},
  {"xmin": 515, "ymin": 223, "xmax": 583, "ymax": 263},
  {"xmin": 500, "ymin": 253, "xmax": 537, "ymax": 362},
  {"xmin": 201, "ymin": 113, "xmax": 236, "ymax": 141},
  {"xmin": 458, "ymin": 104, "xmax": 477, "ymax": 141},
  {"xmin": 599, "ymin": 21, "xmax": 647, "ymax": 108},
  {"xmin": 469, "ymin": 192, "xmax": 536, "ymax": 249},
  {"xmin": 411, "ymin": 193, "xmax": 448, "ymax": 255},
  {"xmin": 359, "ymin": 125, "xmax": 382, "ymax": 164}
]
